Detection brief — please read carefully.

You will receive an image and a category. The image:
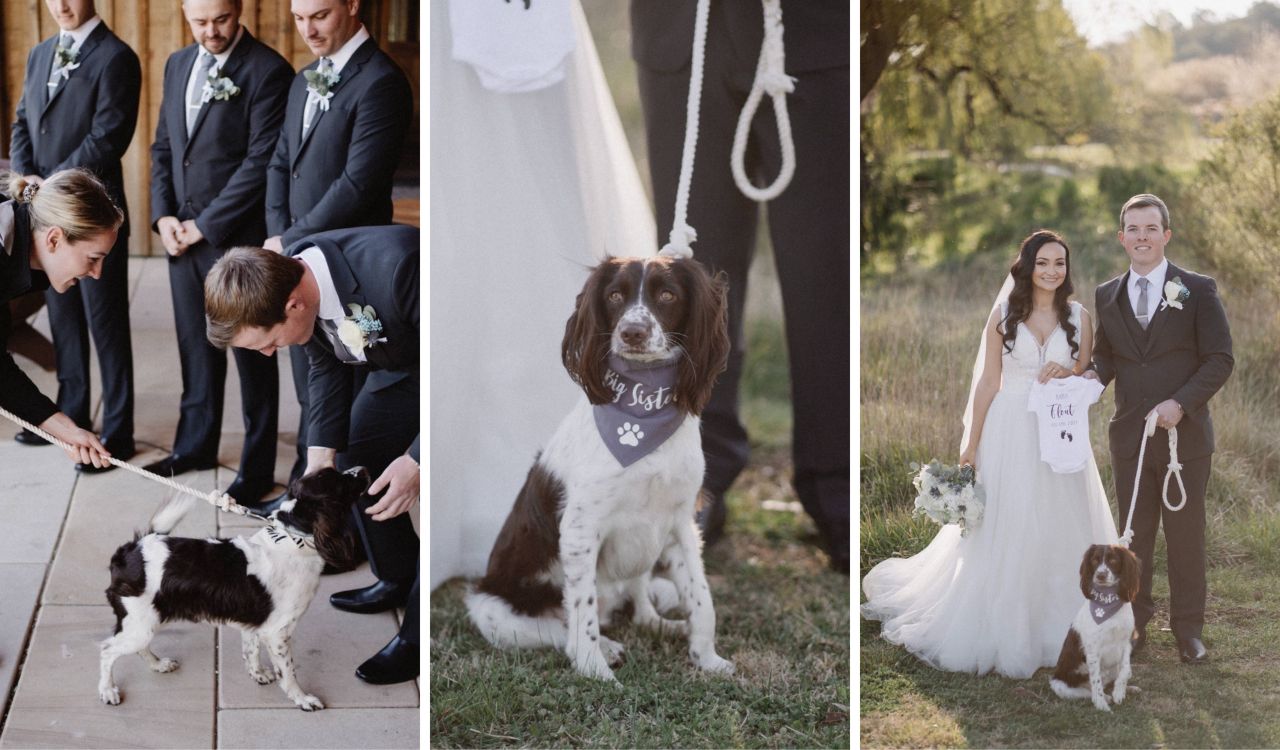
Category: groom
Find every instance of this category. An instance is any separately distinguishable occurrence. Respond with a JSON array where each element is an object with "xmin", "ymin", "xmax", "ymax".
[{"xmin": 1087, "ymin": 193, "xmax": 1233, "ymax": 664}]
